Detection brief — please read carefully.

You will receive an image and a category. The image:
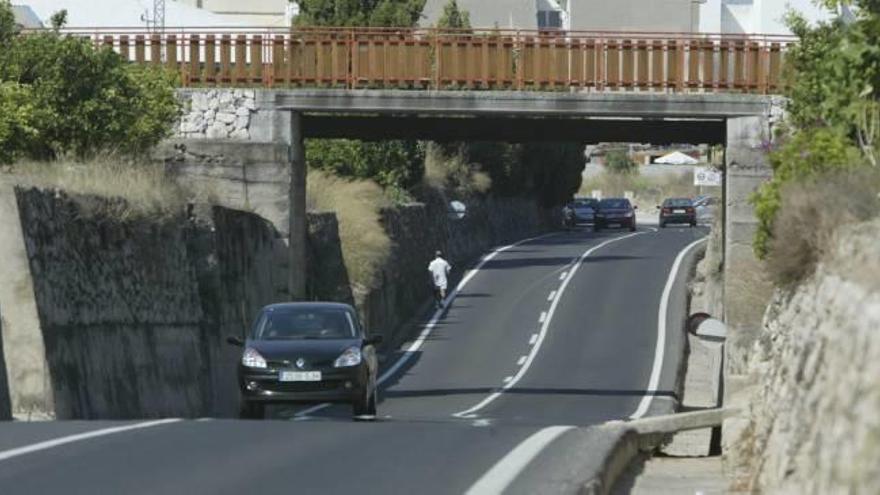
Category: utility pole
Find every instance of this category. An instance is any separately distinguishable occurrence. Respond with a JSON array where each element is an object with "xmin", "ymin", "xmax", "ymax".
[{"xmin": 141, "ymin": 0, "xmax": 166, "ymax": 33}]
